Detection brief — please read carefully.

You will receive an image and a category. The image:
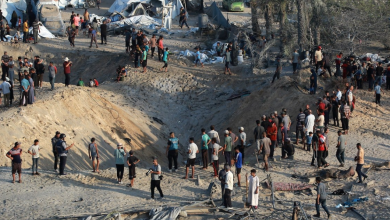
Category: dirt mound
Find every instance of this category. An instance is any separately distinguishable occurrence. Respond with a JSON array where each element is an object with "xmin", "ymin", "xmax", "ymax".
[{"xmin": 0, "ymin": 86, "xmax": 167, "ymax": 170}]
